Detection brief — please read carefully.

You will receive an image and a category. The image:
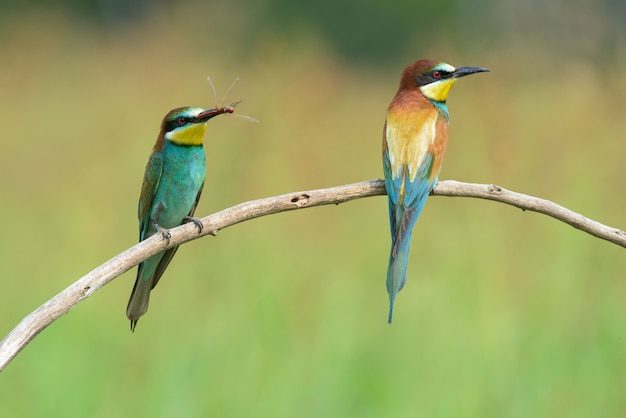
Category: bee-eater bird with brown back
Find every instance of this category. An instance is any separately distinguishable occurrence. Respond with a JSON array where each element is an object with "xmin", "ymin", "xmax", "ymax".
[
  {"xmin": 383, "ymin": 59, "xmax": 490, "ymax": 323},
  {"xmin": 126, "ymin": 106, "xmax": 233, "ymax": 331}
]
